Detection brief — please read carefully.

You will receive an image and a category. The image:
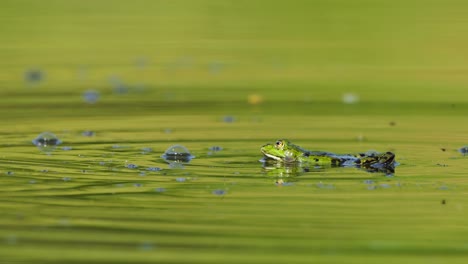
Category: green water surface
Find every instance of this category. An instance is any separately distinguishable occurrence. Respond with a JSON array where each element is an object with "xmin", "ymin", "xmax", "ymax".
[{"xmin": 2, "ymin": 1, "xmax": 468, "ymax": 263}]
